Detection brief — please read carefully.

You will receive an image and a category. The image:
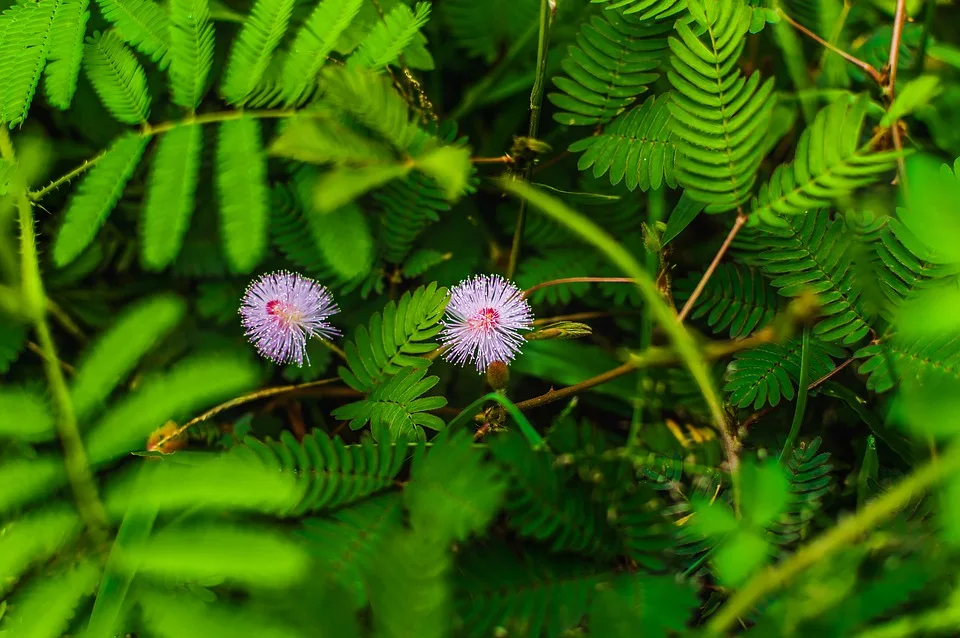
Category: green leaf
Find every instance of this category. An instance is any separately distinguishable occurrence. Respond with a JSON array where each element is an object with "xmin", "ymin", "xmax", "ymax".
[
  {"xmin": 337, "ymin": 282, "xmax": 449, "ymax": 392},
  {"xmin": 405, "ymin": 429, "xmax": 506, "ymax": 542},
  {"xmin": 0, "ymin": 457, "xmax": 68, "ymax": 516},
  {"xmin": 83, "ymin": 30, "xmax": 151, "ymax": 124},
  {"xmin": 281, "ymin": 0, "xmax": 364, "ymax": 105},
  {"xmin": 713, "ymin": 528, "xmax": 768, "ymax": 587},
  {"xmin": 589, "ymin": 574, "xmax": 698, "ymax": 638},
  {"xmin": 347, "ymin": 1, "xmax": 431, "ymax": 71},
  {"xmin": 216, "ymin": 117, "xmax": 269, "ymax": 273},
  {"xmin": 94, "ymin": 0, "xmax": 170, "ymax": 65},
  {"xmin": 310, "ymin": 203, "xmax": 374, "ymax": 280},
  {"xmin": 444, "ymin": 0, "xmax": 538, "ymax": 63},
  {"xmin": 333, "ymin": 367, "xmax": 446, "ymax": 442},
  {"xmin": 412, "ymin": 145, "xmax": 471, "ymax": 201},
  {"xmin": 901, "ymin": 153, "xmax": 960, "ymax": 263},
  {"xmin": 402, "ymin": 249, "xmax": 450, "ymax": 278},
  {"xmin": 53, "ymin": 132, "xmax": 148, "ymax": 267},
  {"xmin": 138, "ymin": 587, "xmax": 303, "ymax": 638},
  {"xmin": 125, "ymin": 522, "xmax": 309, "ymax": 588},
  {"xmin": 43, "ymin": 0, "xmax": 90, "ymax": 110},
  {"xmin": 269, "ymin": 115, "xmax": 395, "ymax": 165},
  {"xmin": 0, "ymin": 505, "xmax": 82, "ymax": 591},
  {"xmin": 740, "ymin": 458, "xmax": 790, "ymax": 527},
  {"xmin": 140, "ymin": 124, "xmax": 203, "ymax": 270},
  {"xmin": 313, "ymin": 164, "xmax": 411, "ymax": 213},
  {"xmin": 84, "ymin": 352, "xmax": 259, "ymax": 465},
  {"xmin": 0, "ymin": 387, "xmax": 54, "ymax": 442},
  {"xmin": 0, "ymin": 0, "xmax": 61, "ymax": 126},
  {"xmin": 724, "ymin": 338, "xmax": 843, "ymax": 409},
  {"xmin": 220, "ymin": 0, "xmax": 295, "ymax": 105},
  {"xmin": 881, "ymin": 75, "xmax": 942, "ymax": 127},
  {"xmin": 0, "ymin": 316, "xmax": 27, "ymax": 374},
  {"xmin": 70, "ymin": 294, "xmax": 186, "ymax": 422},
  {"xmin": 168, "ymin": 0, "xmax": 215, "ymax": 110},
  {"xmin": 661, "ymin": 190, "xmax": 704, "ymax": 246},
  {"xmin": 691, "ymin": 498, "xmax": 739, "ymax": 537},
  {"xmin": 0, "ymin": 560, "xmax": 100, "ymax": 638},
  {"xmin": 674, "ymin": 263, "xmax": 780, "ymax": 338},
  {"xmin": 768, "ymin": 436, "xmax": 833, "ymax": 545}
]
